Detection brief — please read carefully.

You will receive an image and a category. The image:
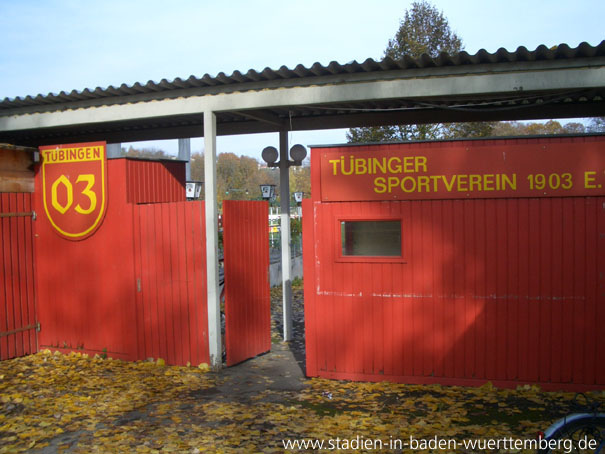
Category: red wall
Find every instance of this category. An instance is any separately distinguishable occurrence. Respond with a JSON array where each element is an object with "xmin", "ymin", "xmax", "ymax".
[
  {"xmin": 304, "ymin": 136, "xmax": 605, "ymax": 390},
  {"xmin": 33, "ymin": 158, "xmax": 197, "ymax": 363},
  {"xmin": 125, "ymin": 158, "xmax": 186, "ymax": 204},
  {"xmin": 35, "ymin": 159, "xmax": 138, "ymax": 359}
]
